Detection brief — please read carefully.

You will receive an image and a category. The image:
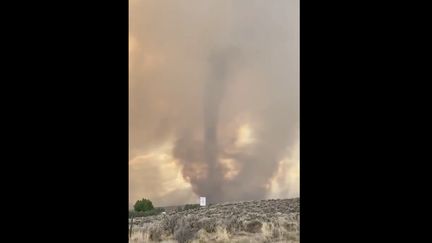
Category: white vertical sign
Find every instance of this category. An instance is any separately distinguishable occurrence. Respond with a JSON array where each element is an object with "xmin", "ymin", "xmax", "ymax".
[{"xmin": 199, "ymin": 197, "xmax": 206, "ymax": 206}]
